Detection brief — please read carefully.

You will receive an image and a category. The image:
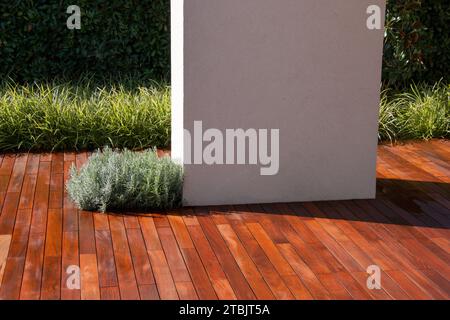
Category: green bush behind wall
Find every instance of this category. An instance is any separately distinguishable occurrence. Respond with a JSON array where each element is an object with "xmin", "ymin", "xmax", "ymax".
[
  {"xmin": 0, "ymin": 0, "xmax": 170, "ymax": 82},
  {"xmin": 384, "ymin": 0, "xmax": 450, "ymax": 87},
  {"xmin": 0, "ymin": 1, "xmax": 448, "ymax": 87}
]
